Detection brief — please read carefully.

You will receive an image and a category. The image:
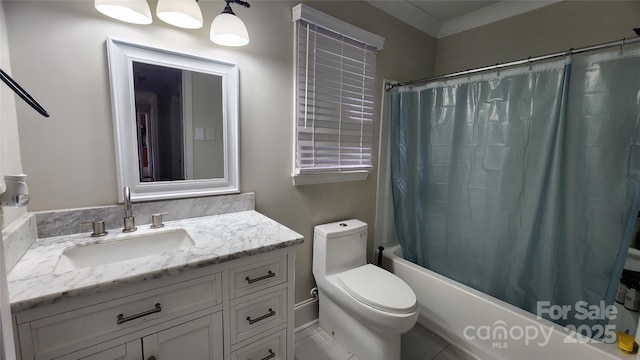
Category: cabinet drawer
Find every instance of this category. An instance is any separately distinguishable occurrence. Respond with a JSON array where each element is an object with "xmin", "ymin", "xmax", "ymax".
[
  {"xmin": 230, "ymin": 256, "xmax": 286, "ymax": 299},
  {"xmin": 25, "ymin": 273, "xmax": 221, "ymax": 357},
  {"xmin": 230, "ymin": 288, "xmax": 287, "ymax": 344},
  {"xmin": 232, "ymin": 328, "xmax": 286, "ymax": 360}
]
